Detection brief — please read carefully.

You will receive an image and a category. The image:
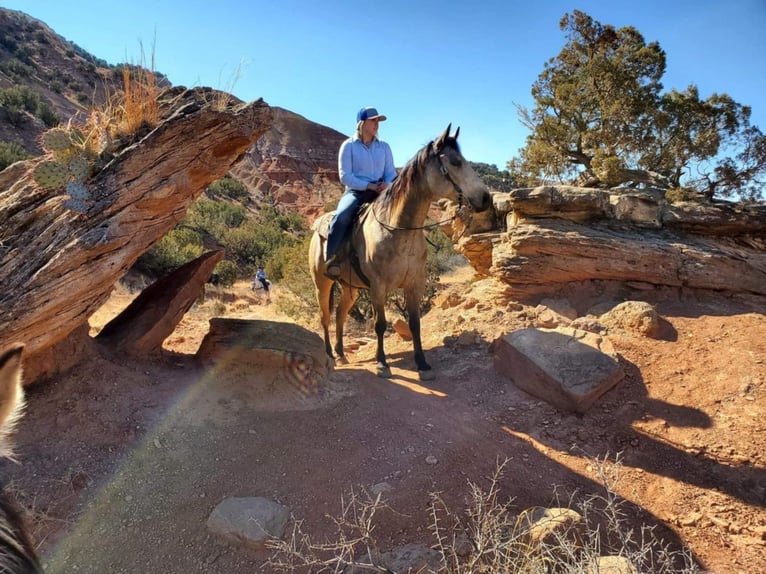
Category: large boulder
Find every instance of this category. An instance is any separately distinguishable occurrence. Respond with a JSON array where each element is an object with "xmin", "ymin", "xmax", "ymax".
[
  {"xmin": 491, "ymin": 327, "xmax": 624, "ymax": 413},
  {"xmin": 96, "ymin": 250, "xmax": 224, "ymax": 355},
  {"xmin": 196, "ymin": 318, "xmax": 333, "ymax": 398}
]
